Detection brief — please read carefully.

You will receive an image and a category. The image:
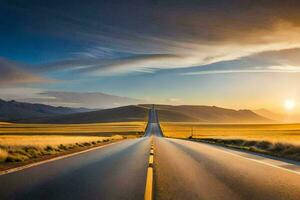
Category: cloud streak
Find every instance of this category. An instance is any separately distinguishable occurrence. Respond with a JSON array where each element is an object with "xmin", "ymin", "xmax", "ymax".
[
  {"xmin": 0, "ymin": 58, "xmax": 50, "ymax": 86},
  {"xmin": 181, "ymin": 68, "xmax": 300, "ymax": 76},
  {"xmin": 0, "ymin": 89, "xmax": 145, "ymax": 108},
  {"xmin": 4, "ymin": 1, "xmax": 300, "ymax": 76},
  {"xmin": 37, "ymin": 54, "xmax": 184, "ymax": 75}
]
